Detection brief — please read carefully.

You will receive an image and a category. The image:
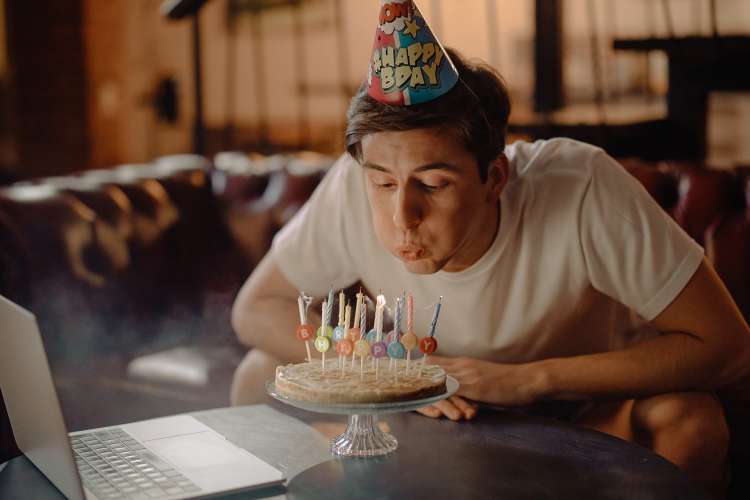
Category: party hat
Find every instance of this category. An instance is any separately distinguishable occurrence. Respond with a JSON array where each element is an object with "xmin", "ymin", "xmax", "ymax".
[{"xmin": 367, "ymin": 0, "xmax": 459, "ymax": 106}]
